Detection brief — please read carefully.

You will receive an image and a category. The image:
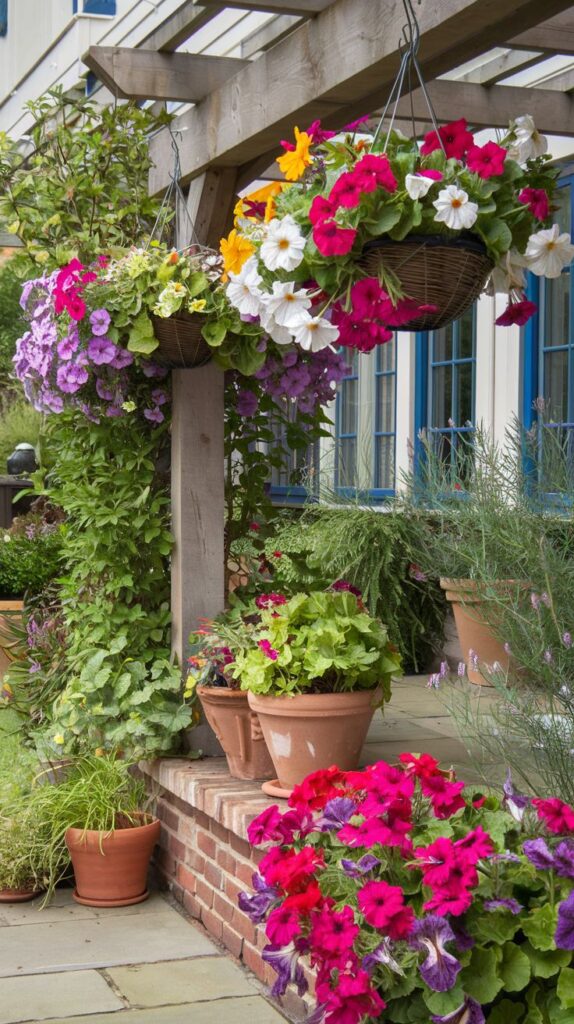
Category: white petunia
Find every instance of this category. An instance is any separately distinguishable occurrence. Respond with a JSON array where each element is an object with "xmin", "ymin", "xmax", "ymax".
[
  {"xmin": 259, "ymin": 305, "xmax": 293, "ymax": 345},
  {"xmin": 260, "ymin": 214, "xmax": 306, "ymax": 272},
  {"xmin": 488, "ymin": 250, "xmax": 527, "ymax": 294},
  {"xmin": 405, "ymin": 173, "xmax": 433, "ymax": 200},
  {"xmin": 262, "ymin": 280, "xmax": 312, "ymax": 328},
  {"xmin": 511, "ymin": 115, "xmax": 548, "ymax": 164},
  {"xmin": 433, "ymin": 185, "xmax": 478, "ymax": 231},
  {"xmin": 291, "ymin": 311, "xmax": 339, "ymax": 352},
  {"xmin": 226, "ymin": 257, "xmax": 264, "ymax": 316},
  {"xmin": 525, "ymin": 224, "xmax": 574, "ymax": 279}
]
